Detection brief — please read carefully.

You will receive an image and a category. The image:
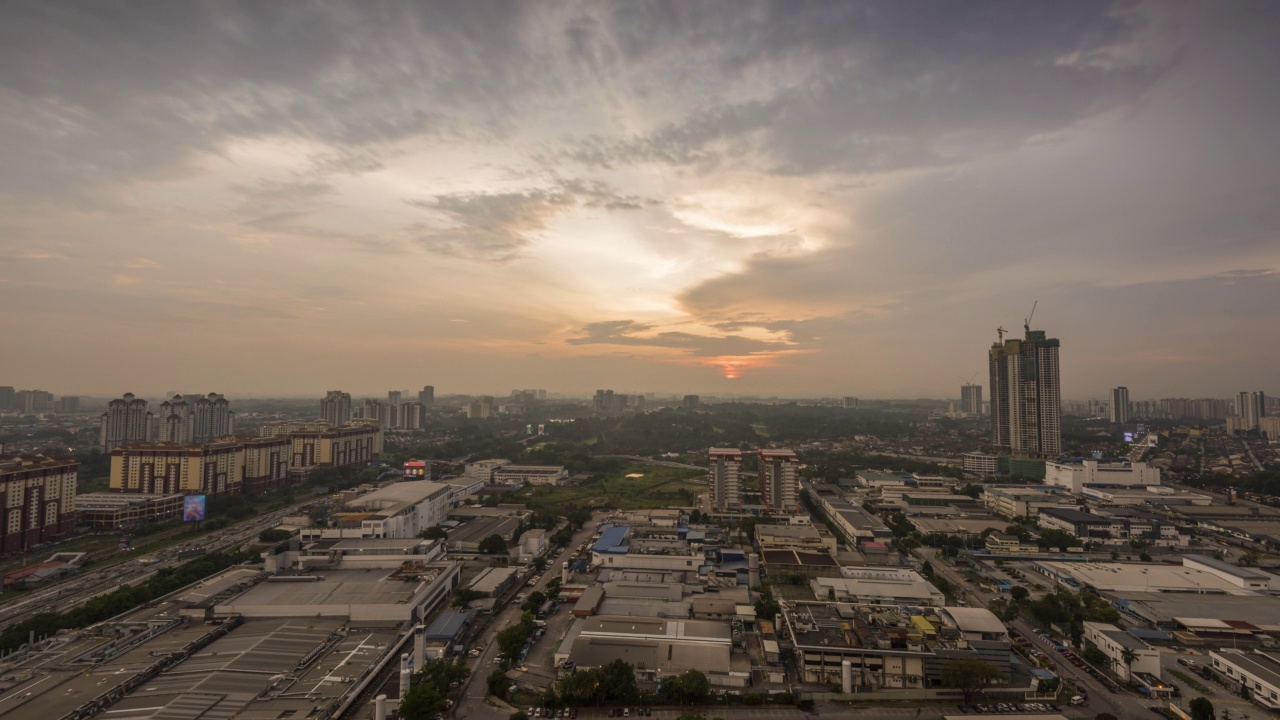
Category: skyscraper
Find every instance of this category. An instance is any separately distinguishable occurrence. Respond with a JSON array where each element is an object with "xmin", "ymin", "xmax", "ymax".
[
  {"xmin": 960, "ymin": 384, "xmax": 983, "ymax": 415},
  {"xmin": 708, "ymin": 448, "xmax": 742, "ymax": 511},
  {"xmin": 759, "ymin": 449, "xmax": 799, "ymax": 514},
  {"xmin": 0, "ymin": 386, "xmax": 14, "ymax": 411},
  {"xmin": 1236, "ymin": 391, "xmax": 1266, "ymax": 430},
  {"xmin": 1109, "ymin": 387, "xmax": 1130, "ymax": 424},
  {"xmin": 193, "ymin": 392, "xmax": 234, "ymax": 442},
  {"xmin": 989, "ymin": 326, "xmax": 1062, "ymax": 458},
  {"xmin": 100, "ymin": 393, "xmax": 153, "ymax": 450},
  {"xmin": 418, "ymin": 385, "xmax": 434, "ymax": 407},
  {"xmin": 320, "ymin": 390, "xmax": 352, "ymax": 427}
]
